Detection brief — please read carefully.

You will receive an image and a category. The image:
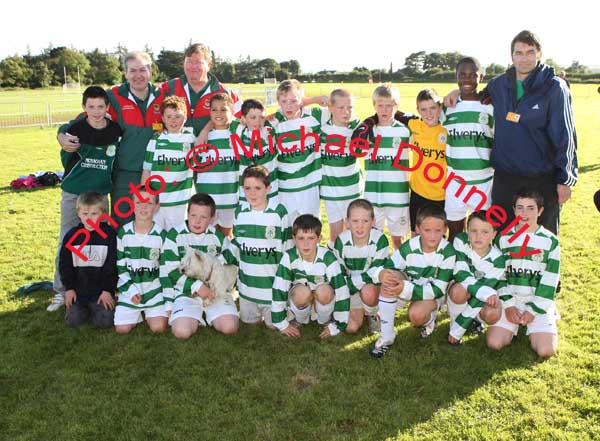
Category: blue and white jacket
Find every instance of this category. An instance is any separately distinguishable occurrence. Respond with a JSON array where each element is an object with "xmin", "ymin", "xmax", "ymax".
[{"xmin": 482, "ymin": 63, "xmax": 578, "ymax": 186}]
